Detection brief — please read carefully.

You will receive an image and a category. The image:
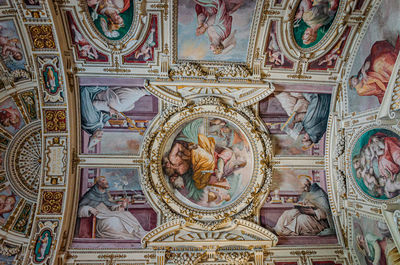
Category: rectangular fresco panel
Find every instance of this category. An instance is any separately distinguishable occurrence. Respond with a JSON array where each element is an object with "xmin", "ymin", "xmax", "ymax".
[
  {"xmin": 260, "ymin": 169, "xmax": 337, "ymax": 245},
  {"xmin": 73, "ymin": 168, "xmax": 157, "ymax": 248},
  {"xmin": 79, "ymin": 77, "xmax": 158, "ymax": 155},
  {"xmin": 259, "ymin": 84, "xmax": 332, "ymax": 156},
  {"xmin": 347, "ymin": 1, "xmax": 400, "ymax": 113},
  {"xmin": 177, "ymin": 0, "xmax": 257, "ymax": 62},
  {"xmin": 352, "ymin": 216, "xmax": 400, "ymax": 265},
  {"xmin": 0, "ymin": 98, "xmax": 25, "ymax": 135},
  {"xmin": 0, "ymin": 20, "xmax": 28, "ymax": 81}
]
